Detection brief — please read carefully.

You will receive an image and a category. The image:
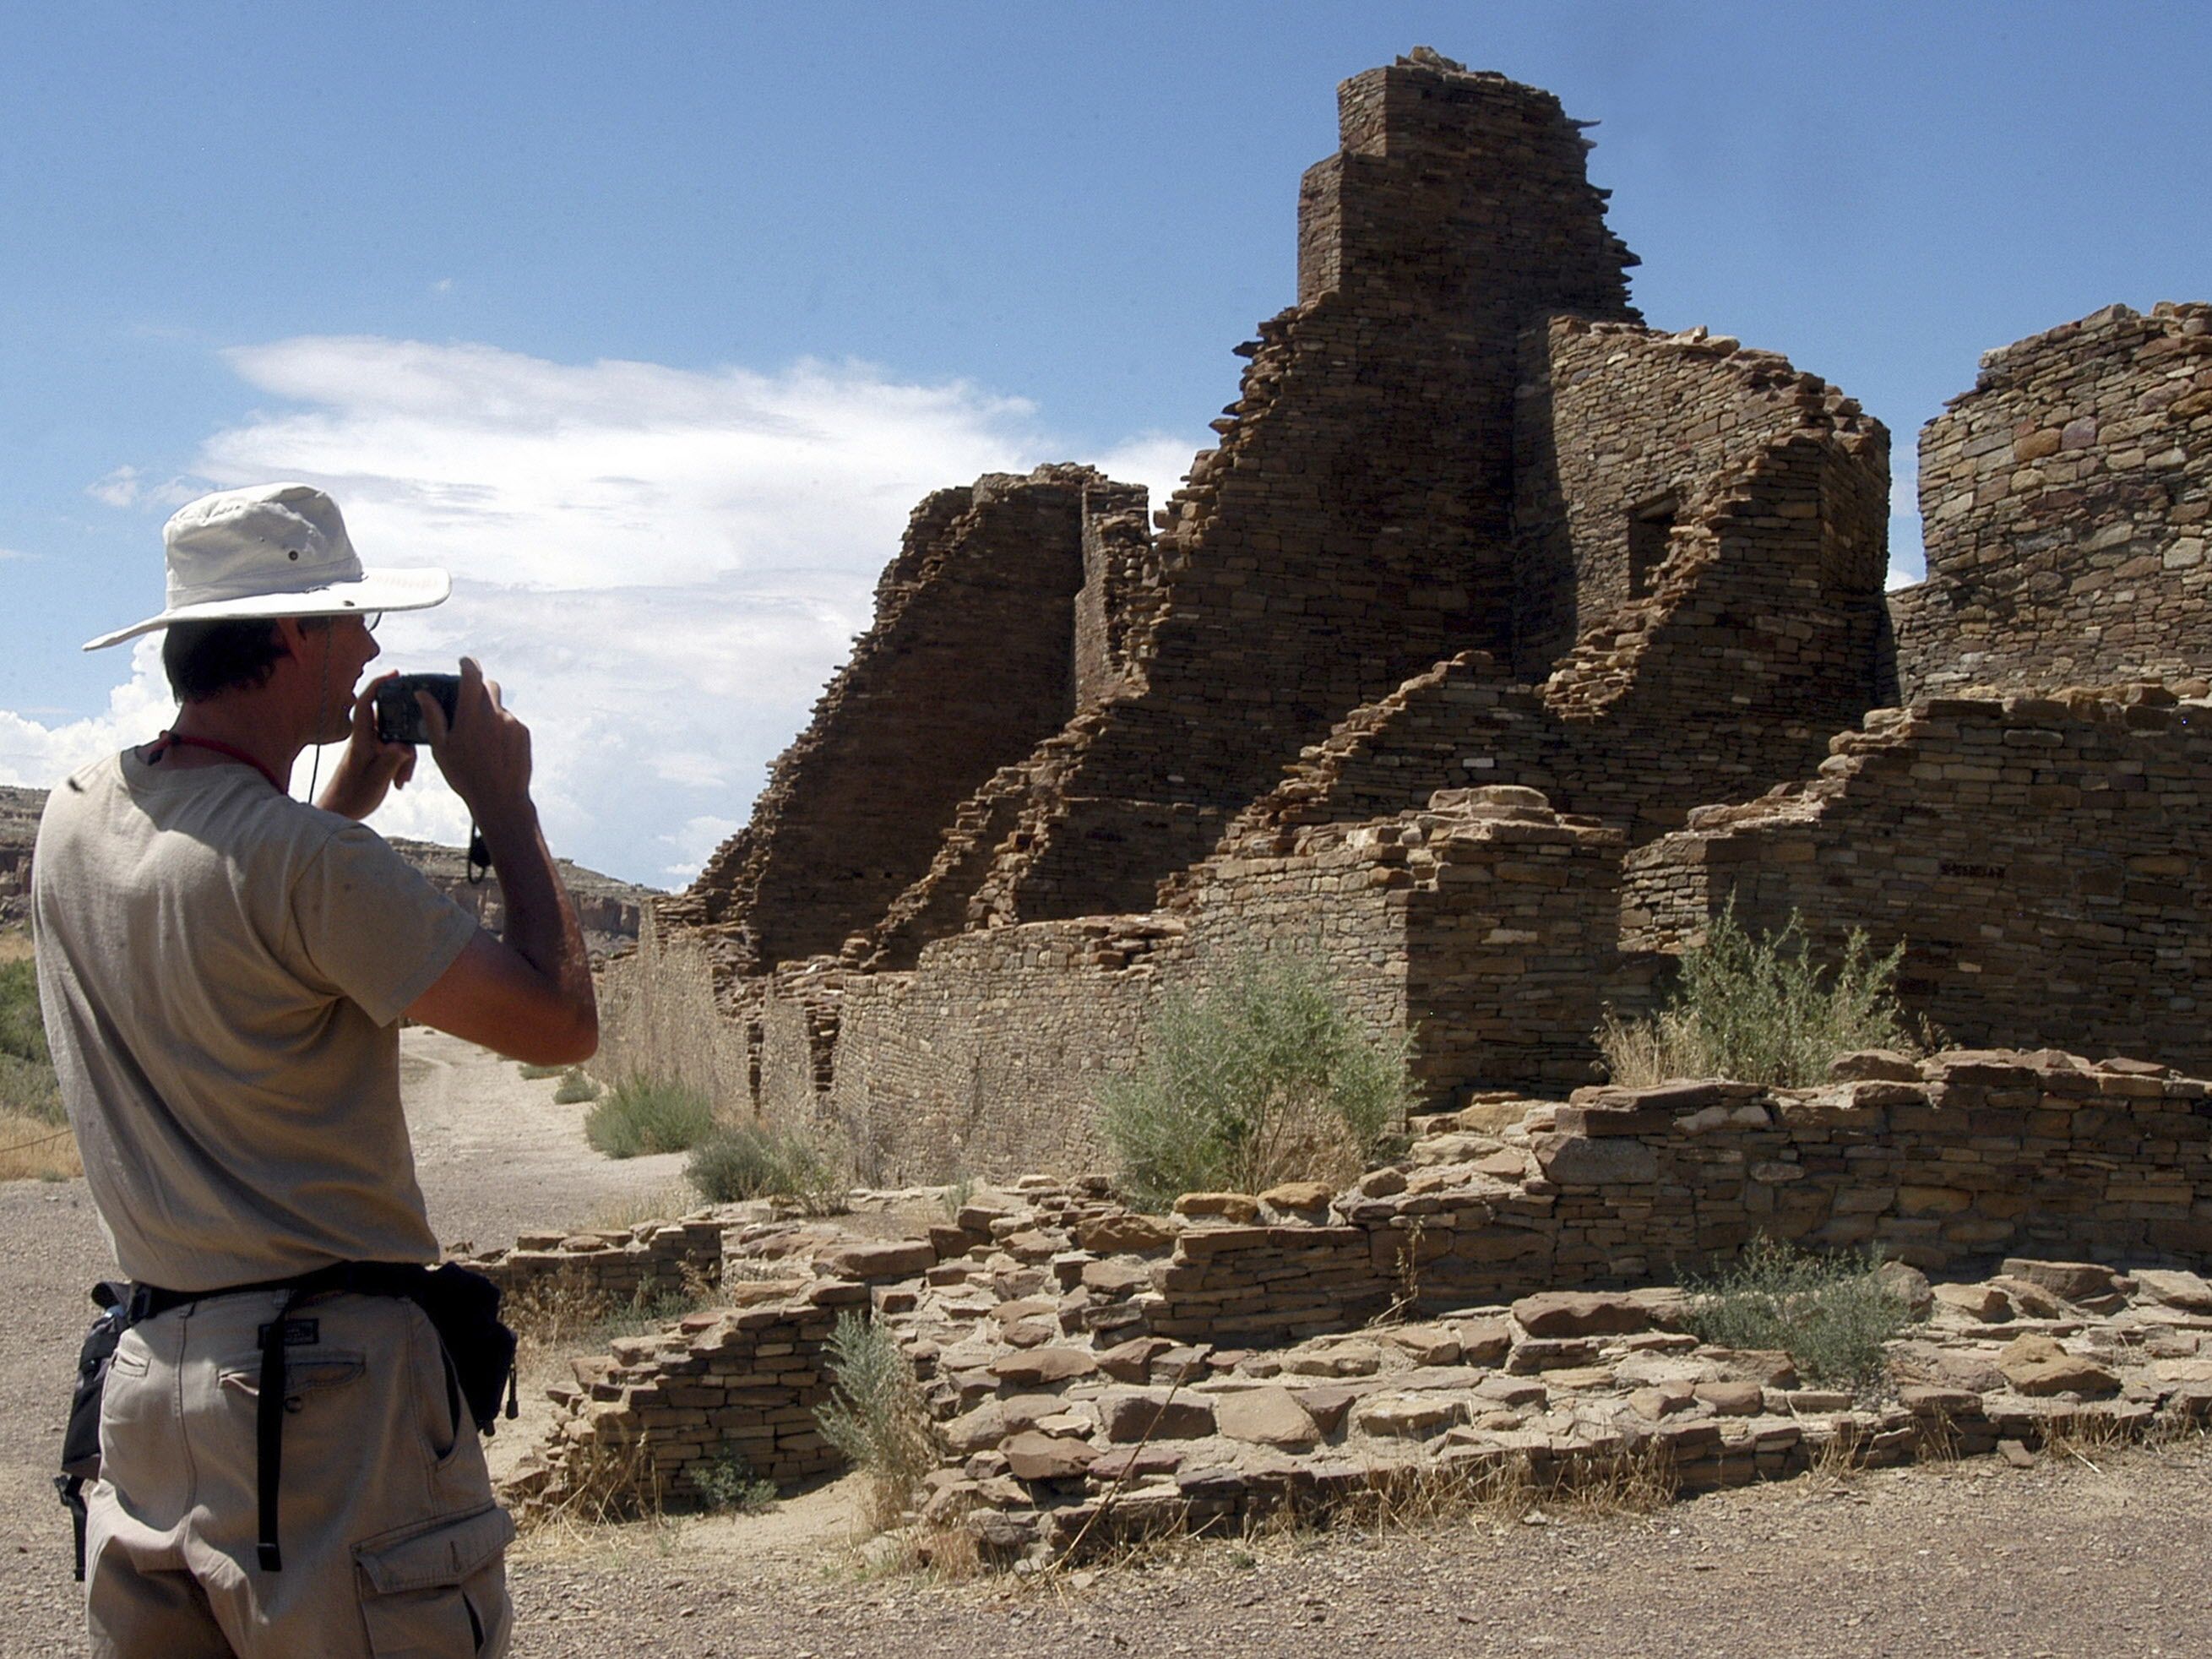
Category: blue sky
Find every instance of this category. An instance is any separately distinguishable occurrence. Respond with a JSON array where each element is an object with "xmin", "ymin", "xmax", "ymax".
[{"xmin": 3, "ymin": 2, "xmax": 2205, "ymax": 884}]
